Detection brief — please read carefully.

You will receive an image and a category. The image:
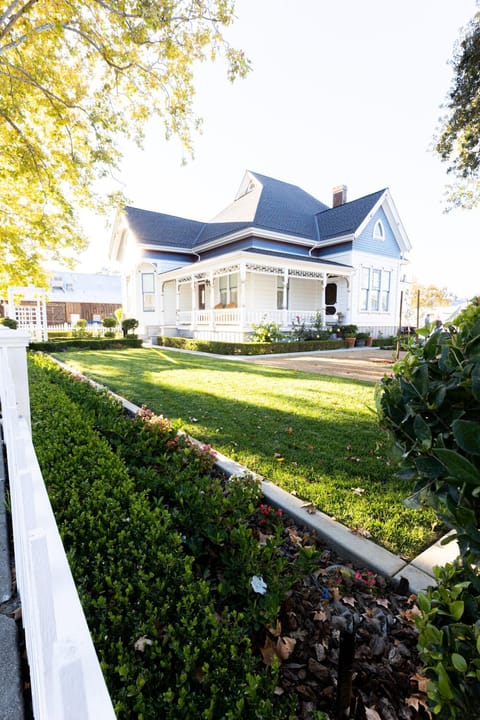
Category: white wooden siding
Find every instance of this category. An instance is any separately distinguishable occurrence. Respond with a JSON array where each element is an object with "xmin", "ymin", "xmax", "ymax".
[
  {"xmin": 289, "ymin": 278, "xmax": 322, "ymax": 310},
  {"xmin": 163, "ymin": 281, "xmax": 176, "ymax": 324}
]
